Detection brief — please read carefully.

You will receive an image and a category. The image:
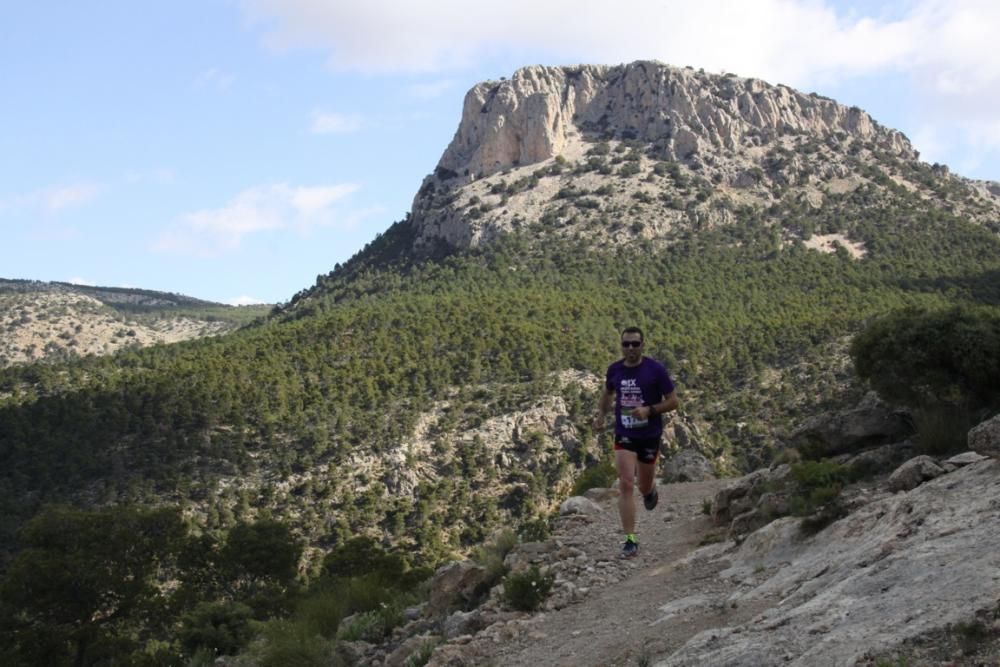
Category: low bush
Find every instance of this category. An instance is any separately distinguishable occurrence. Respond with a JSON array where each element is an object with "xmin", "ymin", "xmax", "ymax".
[
  {"xmin": 571, "ymin": 459, "xmax": 616, "ymax": 496},
  {"xmin": 473, "ymin": 529, "xmax": 518, "ymax": 583},
  {"xmin": 912, "ymin": 404, "xmax": 975, "ymax": 456},
  {"xmin": 178, "ymin": 600, "xmax": 256, "ymax": 657},
  {"xmin": 519, "ymin": 516, "xmax": 552, "ymax": 543},
  {"xmin": 254, "ymin": 619, "xmax": 336, "ymax": 667},
  {"xmin": 789, "ymin": 459, "xmax": 851, "ymax": 535},
  {"xmin": 336, "ymin": 603, "xmax": 404, "ymax": 643},
  {"xmin": 502, "ymin": 566, "xmax": 554, "ymax": 612}
]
